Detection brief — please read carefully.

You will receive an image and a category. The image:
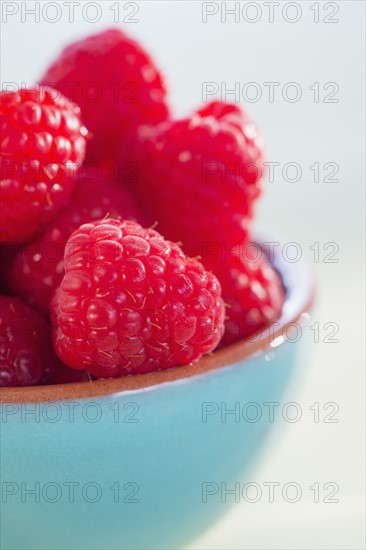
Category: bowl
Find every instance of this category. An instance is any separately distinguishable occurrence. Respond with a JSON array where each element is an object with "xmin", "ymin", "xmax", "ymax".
[{"xmin": 0, "ymin": 239, "xmax": 314, "ymax": 550}]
